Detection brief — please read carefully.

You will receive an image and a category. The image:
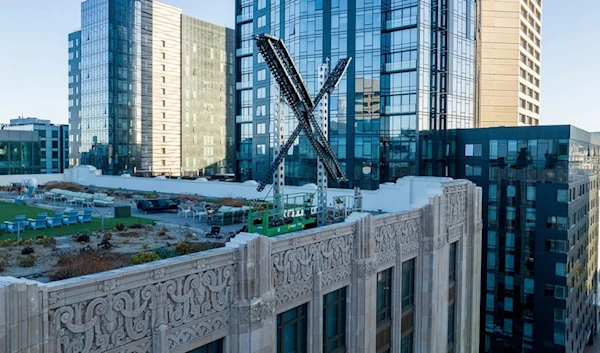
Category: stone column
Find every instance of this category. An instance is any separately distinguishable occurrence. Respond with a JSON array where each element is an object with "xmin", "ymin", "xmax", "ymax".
[
  {"xmin": 0, "ymin": 277, "xmax": 48, "ymax": 353},
  {"xmin": 229, "ymin": 234, "xmax": 276, "ymax": 353}
]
